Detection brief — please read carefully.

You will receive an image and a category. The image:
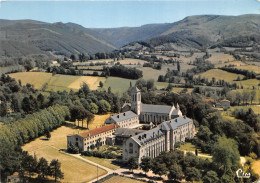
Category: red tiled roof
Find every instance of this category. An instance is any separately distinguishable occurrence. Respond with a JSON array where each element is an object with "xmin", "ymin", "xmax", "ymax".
[{"xmin": 78, "ymin": 124, "xmax": 118, "ymax": 138}]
